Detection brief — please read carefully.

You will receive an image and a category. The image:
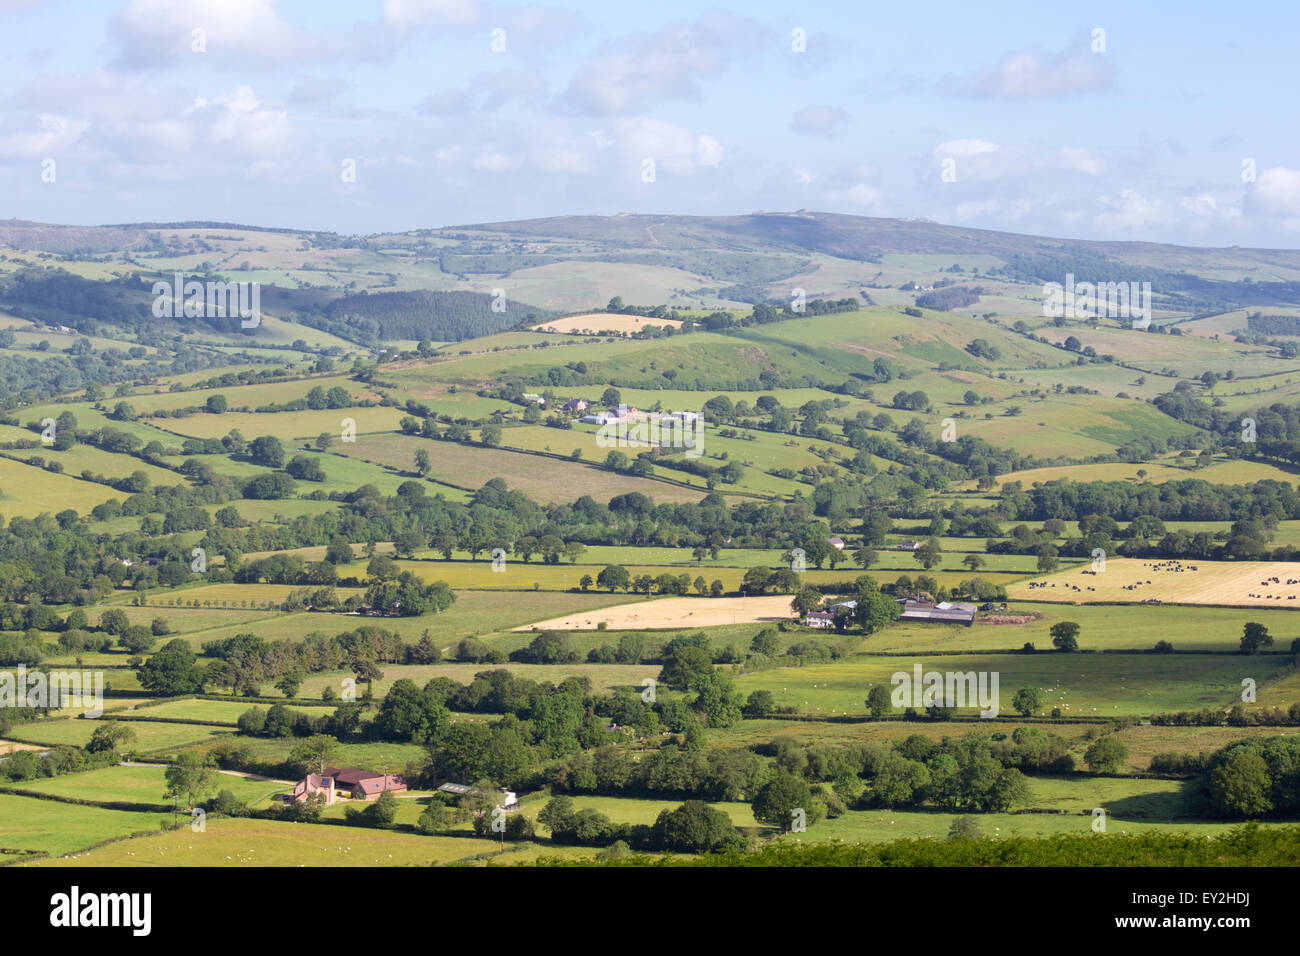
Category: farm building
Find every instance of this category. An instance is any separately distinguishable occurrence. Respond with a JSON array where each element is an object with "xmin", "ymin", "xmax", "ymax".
[
  {"xmin": 522, "ymin": 393, "xmax": 545, "ymax": 405},
  {"xmin": 828, "ymin": 536, "xmax": 846, "ymax": 550},
  {"xmin": 897, "ymin": 599, "xmax": 976, "ymax": 626},
  {"xmin": 437, "ymin": 782, "xmax": 519, "ymax": 812},
  {"xmin": 895, "ymin": 540, "xmax": 921, "ymax": 551},
  {"xmin": 288, "ymin": 768, "xmax": 407, "ymax": 805}
]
